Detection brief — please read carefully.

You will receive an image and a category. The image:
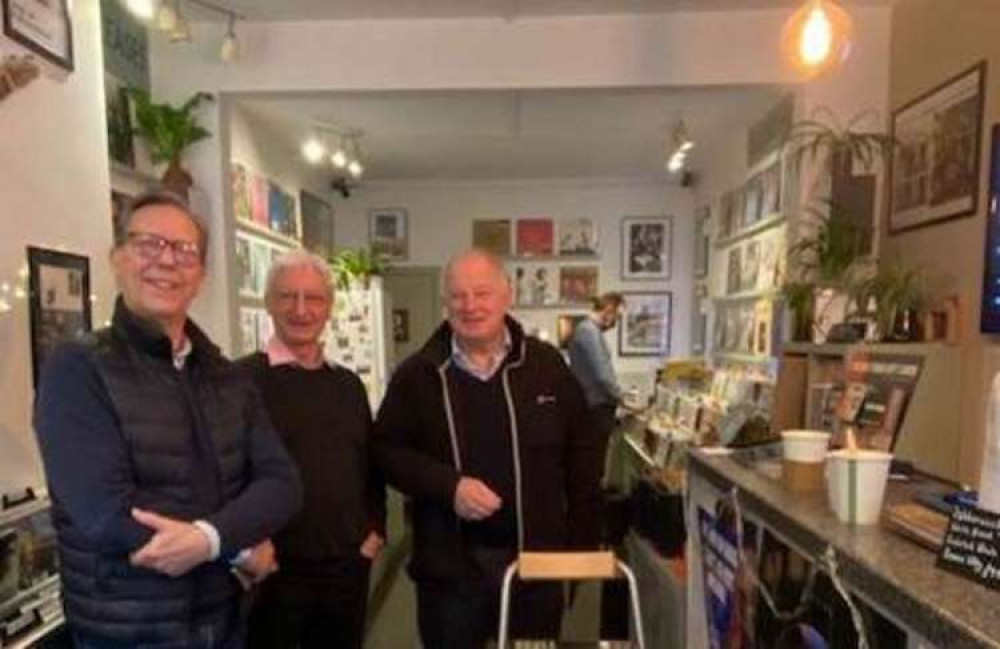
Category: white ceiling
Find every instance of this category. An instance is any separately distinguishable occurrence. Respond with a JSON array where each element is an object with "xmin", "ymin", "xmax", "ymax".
[
  {"xmin": 234, "ymin": 86, "xmax": 789, "ymax": 182},
  {"xmin": 217, "ymin": 0, "xmax": 890, "ymax": 22}
]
